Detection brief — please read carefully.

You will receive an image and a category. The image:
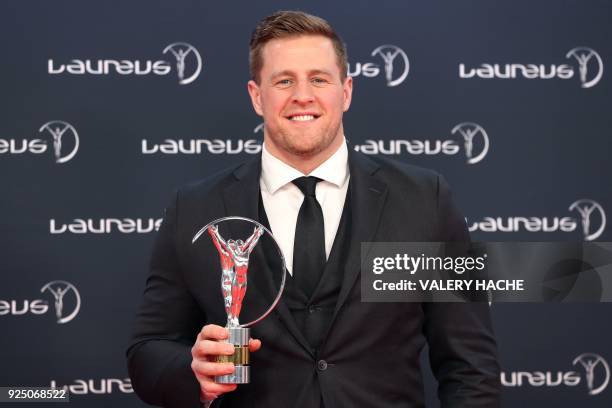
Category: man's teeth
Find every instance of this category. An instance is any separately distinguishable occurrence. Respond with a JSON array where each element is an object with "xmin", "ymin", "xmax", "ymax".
[{"xmin": 290, "ymin": 115, "xmax": 315, "ymax": 121}]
